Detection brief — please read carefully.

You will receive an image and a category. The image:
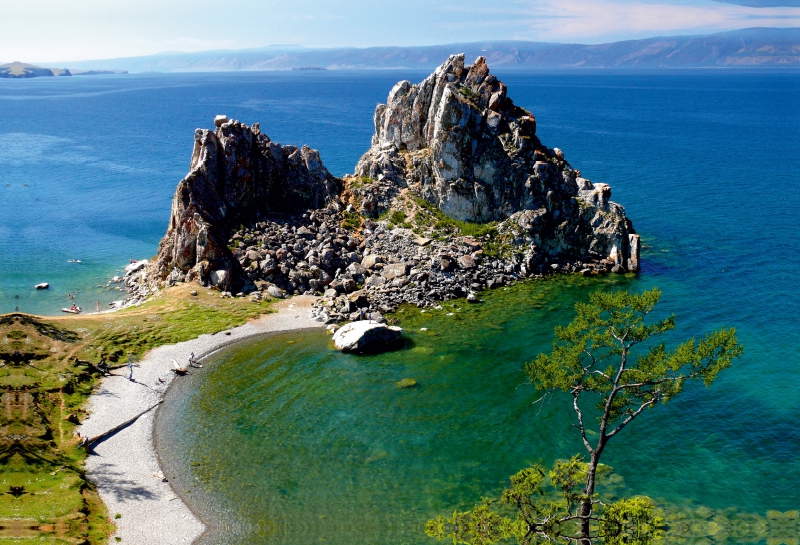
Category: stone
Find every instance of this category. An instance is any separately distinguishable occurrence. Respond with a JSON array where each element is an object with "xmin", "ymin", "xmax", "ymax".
[
  {"xmin": 466, "ymin": 292, "xmax": 479, "ymax": 303},
  {"xmin": 214, "ymin": 115, "xmax": 228, "ymax": 127},
  {"xmin": 342, "ymin": 278, "xmax": 357, "ymax": 293},
  {"xmin": 125, "ymin": 260, "xmax": 149, "ymax": 274},
  {"xmin": 414, "ymin": 236, "xmax": 431, "ymax": 246},
  {"xmin": 348, "ymin": 290, "xmax": 369, "ymax": 308},
  {"xmin": 365, "ymin": 274, "xmax": 386, "ymax": 287},
  {"xmin": 324, "ymin": 288, "xmax": 339, "ymax": 298},
  {"xmin": 268, "ymin": 285, "xmax": 286, "ymax": 299},
  {"xmin": 440, "ymin": 257, "xmax": 456, "ymax": 272},
  {"xmin": 361, "ymin": 255, "xmax": 383, "ymax": 269},
  {"xmin": 209, "ymin": 269, "xmax": 229, "ymax": 289},
  {"xmin": 458, "ymin": 255, "xmax": 477, "ymax": 269},
  {"xmin": 396, "ymin": 378, "xmax": 418, "ymax": 388},
  {"xmin": 347, "ymin": 262, "xmax": 367, "ymax": 276},
  {"xmin": 381, "ymin": 263, "xmax": 408, "ymax": 280},
  {"xmin": 332, "ymin": 320, "xmax": 404, "ymax": 354}
]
